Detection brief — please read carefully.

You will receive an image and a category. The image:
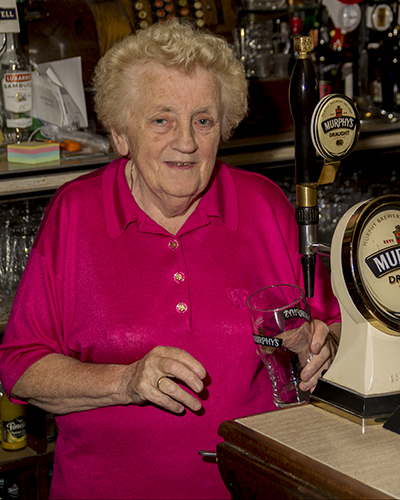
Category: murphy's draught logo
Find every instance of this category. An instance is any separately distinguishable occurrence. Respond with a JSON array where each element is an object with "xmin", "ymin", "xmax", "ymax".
[
  {"xmin": 366, "ymin": 225, "xmax": 400, "ymax": 278},
  {"xmin": 321, "ymin": 105, "xmax": 357, "ymax": 135}
]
